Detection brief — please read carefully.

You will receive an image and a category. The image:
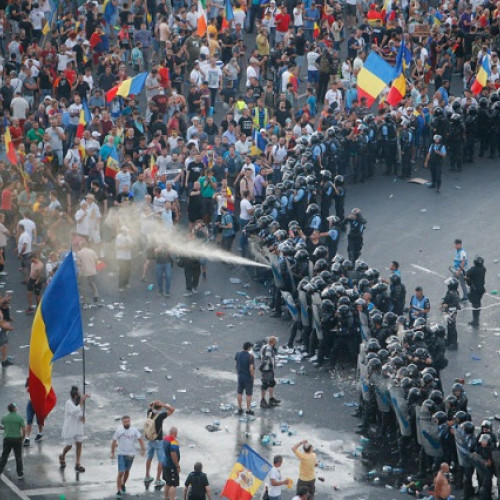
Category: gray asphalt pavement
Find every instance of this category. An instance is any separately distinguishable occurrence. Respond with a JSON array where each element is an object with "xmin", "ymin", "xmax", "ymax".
[{"xmin": 0, "ymin": 156, "xmax": 500, "ymax": 499}]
